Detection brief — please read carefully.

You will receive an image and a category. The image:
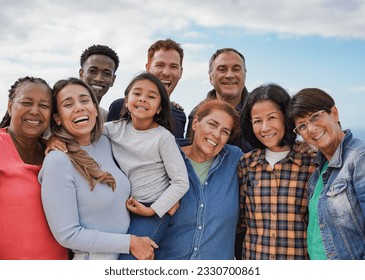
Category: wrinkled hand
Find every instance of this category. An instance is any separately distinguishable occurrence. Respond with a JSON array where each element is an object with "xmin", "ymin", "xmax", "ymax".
[
  {"xmin": 45, "ymin": 135, "xmax": 68, "ymax": 154},
  {"xmin": 129, "ymin": 235, "xmax": 158, "ymax": 260},
  {"xmin": 296, "ymin": 140, "xmax": 317, "ymax": 154},
  {"xmin": 126, "ymin": 197, "xmax": 155, "ymax": 216},
  {"xmin": 167, "ymin": 201, "xmax": 180, "ymax": 216}
]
